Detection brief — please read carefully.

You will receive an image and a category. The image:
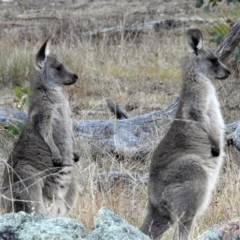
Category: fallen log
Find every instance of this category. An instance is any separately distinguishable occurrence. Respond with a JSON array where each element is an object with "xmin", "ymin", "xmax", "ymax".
[
  {"xmin": 0, "ymin": 98, "xmax": 240, "ymax": 159},
  {"xmin": 73, "ymin": 99, "xmax": 178, "ymax": 159},
  {"xmin": 0, "ymin": 98, "xmax": 178, "ymax": 159}
]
